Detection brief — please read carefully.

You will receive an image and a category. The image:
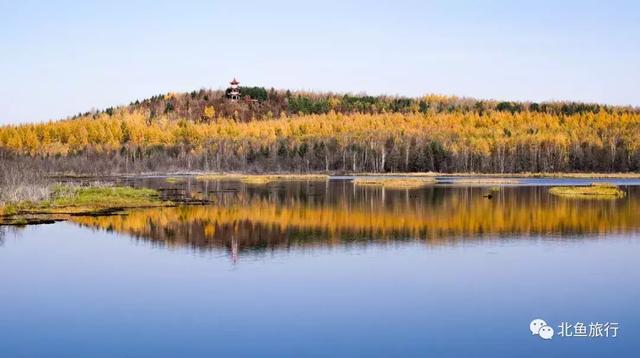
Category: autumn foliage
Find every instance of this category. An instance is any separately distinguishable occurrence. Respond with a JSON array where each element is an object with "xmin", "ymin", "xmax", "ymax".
[{"xmin": 1, "ymin": 91, "xmax": 639, "ymax": 173}]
